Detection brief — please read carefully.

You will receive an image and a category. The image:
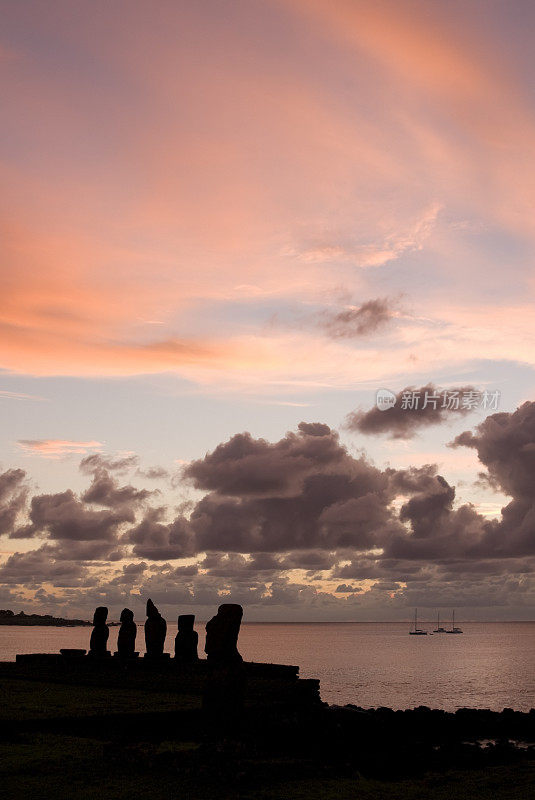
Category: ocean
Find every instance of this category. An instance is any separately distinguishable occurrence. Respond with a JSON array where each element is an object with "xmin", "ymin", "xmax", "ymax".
[{"xmin": 2, "ymin": 621, "xmax": 535, "ymax": 711}]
